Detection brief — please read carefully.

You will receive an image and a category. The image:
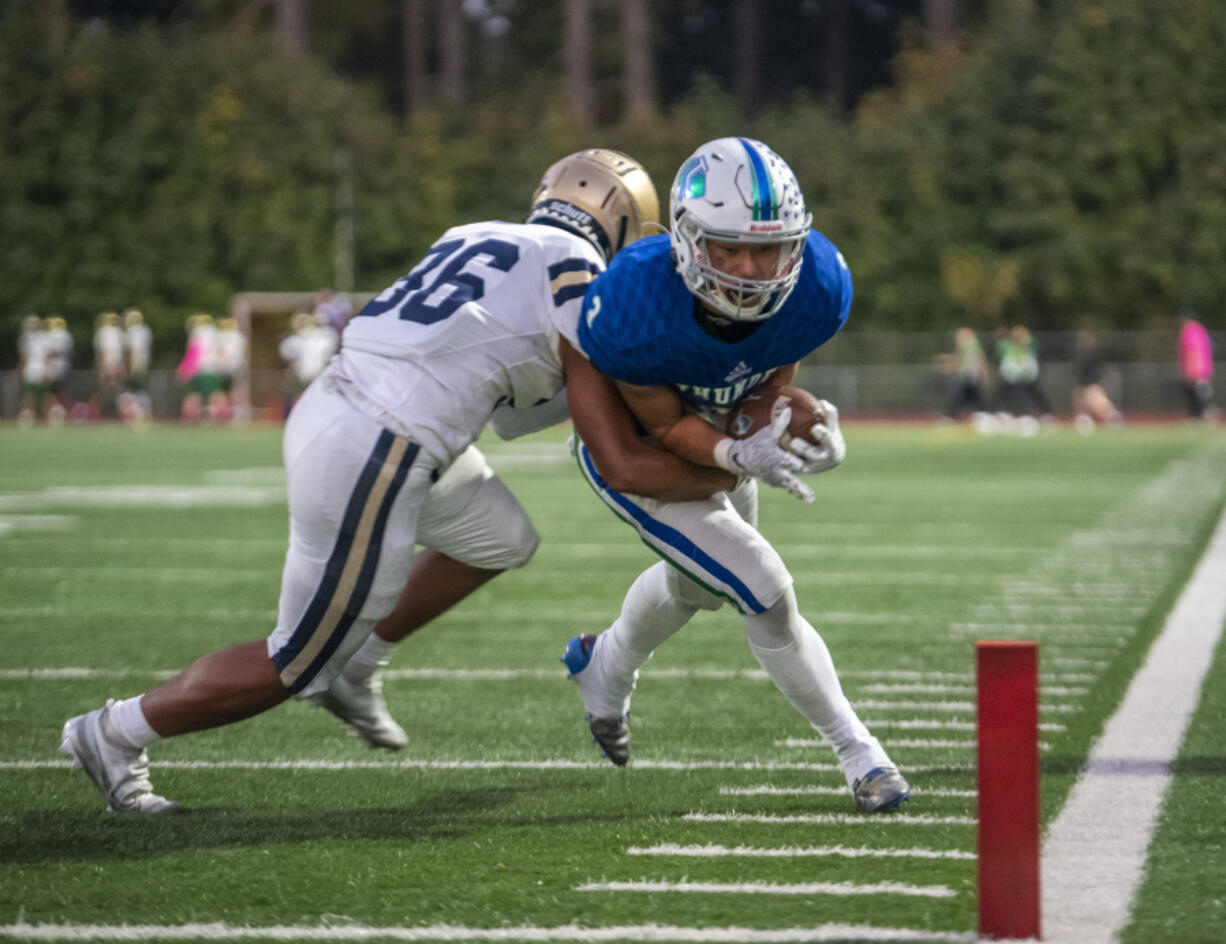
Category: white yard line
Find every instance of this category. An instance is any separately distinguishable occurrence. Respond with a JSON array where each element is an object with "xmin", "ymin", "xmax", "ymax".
[
  {"xmin": 776, "ymin": 737, "xmax": 1052, "ymax": 751},
  {"xmin": 574, "ymin": 879, "xmax": 956, "ymax": 899},
  {"xmin": 859, "ymin": 718, "xmax": 1066, "ymax": 732},
  {"xmin": 8, "ymin": 758, "xmax": 849, "ymax": 772},
  {"xmin": 853, "ymin": 699, "xmax": 1075, "ymax": 713},
  {"xmin": 6, "ymin": 758, "xmax": 972, "ymax": 774},
  {"xmin": 0, "ymin": 666, "xmax": 1085, "ymax": 691},
  {"xmin": 625, "ymin": 842, "xmax": 976, "ymax": 860},
  {"xmin": 0, "ymin": 921, "xmax": 977, "ymax": 942},
  {"xmin": 858, "ymin": 683, "xmax": 1086, "ymax": 696},
  {"xmin": 683, "ymin": 811, "xmax": 975, "ymax": 826},
  {"xmin": 718, "ymin": 785, "xmax": 977, "ymax": 798},
  {"xmin": 1041, "ymin": 505, "xmax": 1226, "ymax": 944},
  {"xmin": 0, "ymin": 485, "xmax": 286, "ymax": 509}
]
